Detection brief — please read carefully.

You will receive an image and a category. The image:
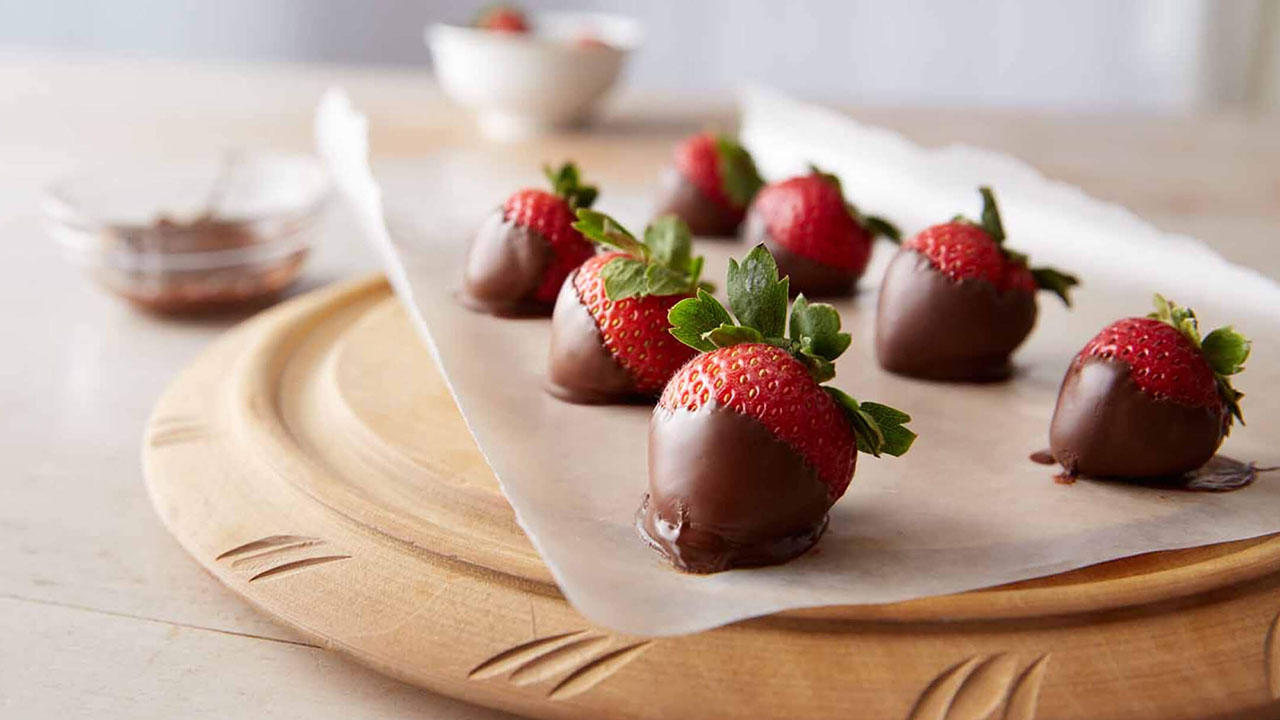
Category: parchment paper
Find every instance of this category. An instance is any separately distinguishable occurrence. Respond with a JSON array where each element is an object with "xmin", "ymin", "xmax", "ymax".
[{"xmin": 318, "ymin": 88, "xmax": 1280, "ymax": 637}]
